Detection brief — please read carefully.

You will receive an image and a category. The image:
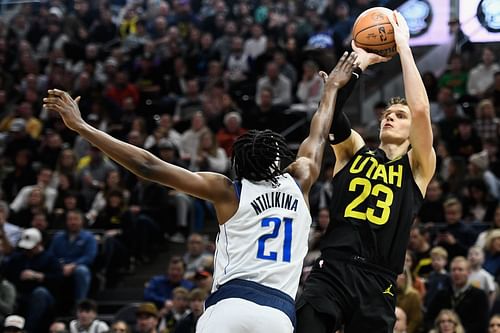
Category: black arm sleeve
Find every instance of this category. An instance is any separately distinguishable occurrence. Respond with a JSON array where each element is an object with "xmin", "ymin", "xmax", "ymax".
[{"xmin": 329, "ymin": 67, "xmax": 362, "ymax": 145}]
